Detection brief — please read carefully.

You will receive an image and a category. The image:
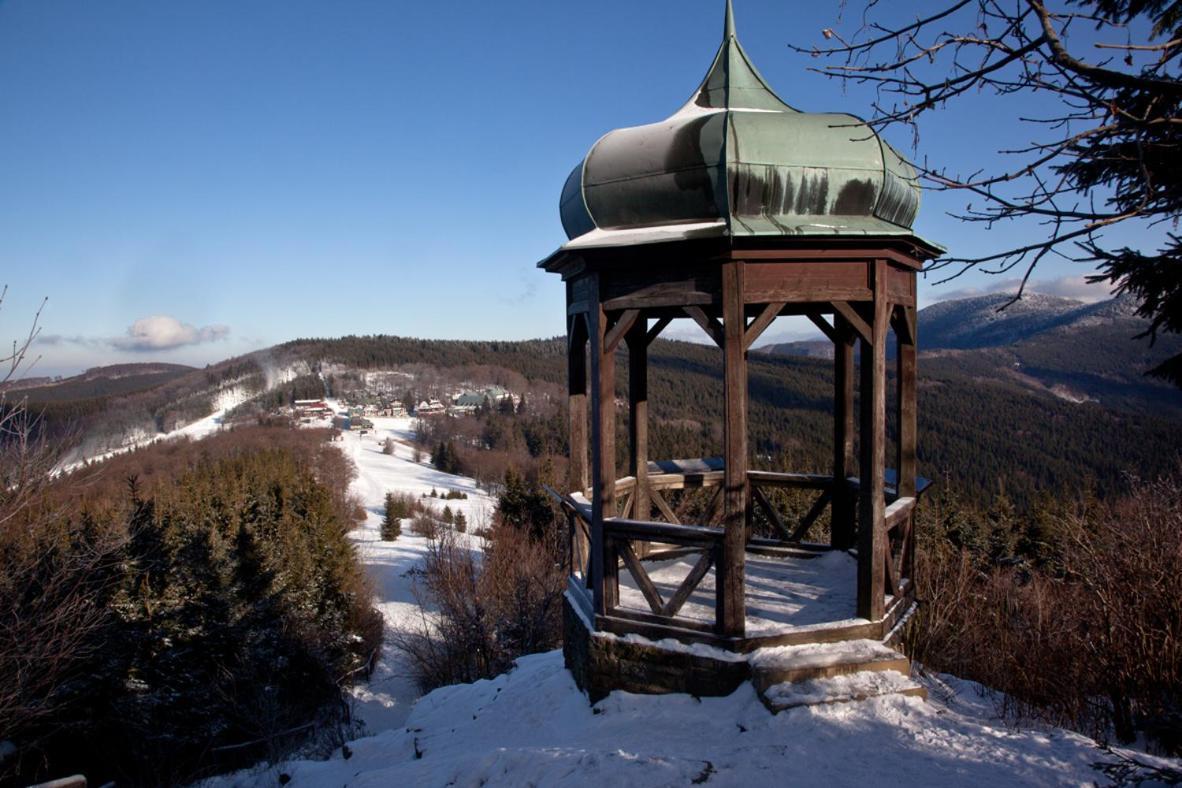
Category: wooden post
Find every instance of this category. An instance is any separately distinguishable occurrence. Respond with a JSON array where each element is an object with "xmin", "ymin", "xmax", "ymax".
[
  {"xmin": 588, "ymin": 279, "xmax": 618, "ymax": 614},
  {"xmin": 626, "ymin": 320, "xmax": 650, "ymax": 524},
  {"xmin": 568, "ymin": 313, "xmax": 589, "ymax": 581},
  {"xmin": 857, "ymin": 261, "xmax": 889, "ymax": 621},
  {"xmin": 719, "ymin": 261, "xmax": 747, "ymax": 638},
  {"xmin": 897, "ymin": 290, "xmax": 918, "ymax": 584},
  {"xmin": 831, "ymin": 314, "xmax": 856, "ymax": 549},
  {"xmin": 568, "ymin": 314, "xmax": 589, "ymax": 495}
]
